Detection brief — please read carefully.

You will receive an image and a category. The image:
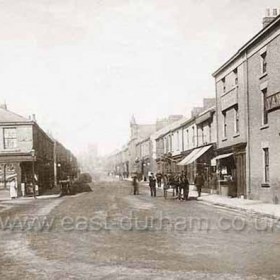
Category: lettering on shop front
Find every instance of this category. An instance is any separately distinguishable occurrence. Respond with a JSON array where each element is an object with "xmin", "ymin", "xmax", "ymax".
[{"xmin": 266, "ymin": 91, "xmax": 280, "ymax": 112}]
